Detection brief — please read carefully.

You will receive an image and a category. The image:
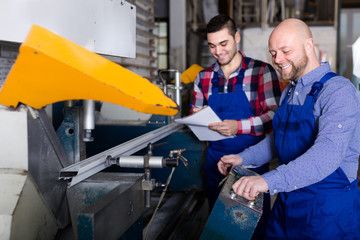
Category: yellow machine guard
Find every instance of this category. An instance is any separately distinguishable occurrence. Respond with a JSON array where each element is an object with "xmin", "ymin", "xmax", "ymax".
[
  {"xmin": 0, "ymin": 25, "xmax": 179, "ymax": 116},
  {"xmin": 181, "ymin": 64, "xmax": 204, "ymax": 84}
]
